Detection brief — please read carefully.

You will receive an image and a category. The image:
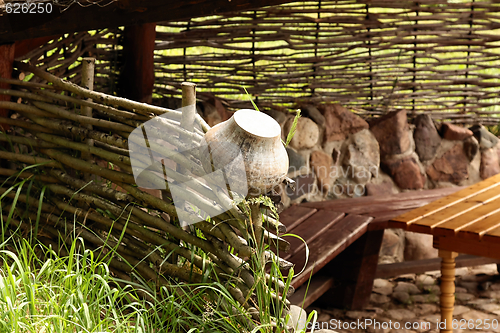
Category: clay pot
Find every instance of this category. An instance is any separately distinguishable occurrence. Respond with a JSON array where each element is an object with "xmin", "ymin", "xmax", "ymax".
[{"xmin": 200, "ymin": 109, "xmax": 289, "ymax": 197}]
